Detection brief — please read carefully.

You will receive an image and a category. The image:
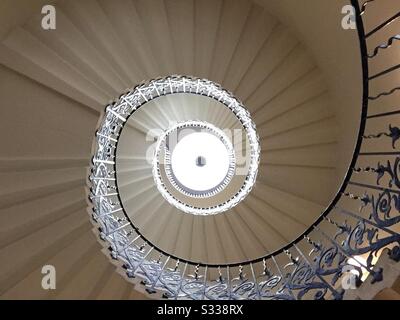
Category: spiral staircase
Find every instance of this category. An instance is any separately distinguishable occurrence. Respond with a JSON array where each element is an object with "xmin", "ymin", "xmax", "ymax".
[{"xmin": 0, "ymin": 0, "xmax": 399, "ymax": 300}]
